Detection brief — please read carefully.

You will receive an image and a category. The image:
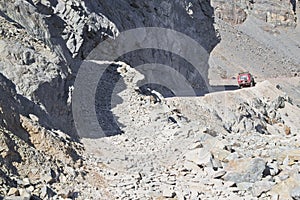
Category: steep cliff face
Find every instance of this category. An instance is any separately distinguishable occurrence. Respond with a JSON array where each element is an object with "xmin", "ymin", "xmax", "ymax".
[
  {"xmin": 0, "ymin": 0, "xmax": 219, "ymax": 137},
  {"xmin": 0, "ymin": 1, "xmax": 220, "ymax": 197}
]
